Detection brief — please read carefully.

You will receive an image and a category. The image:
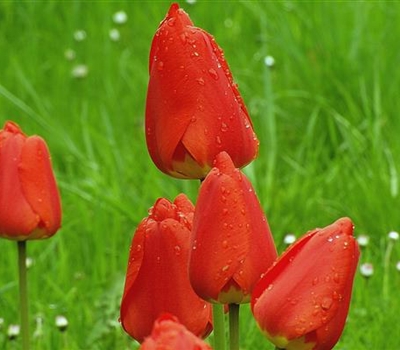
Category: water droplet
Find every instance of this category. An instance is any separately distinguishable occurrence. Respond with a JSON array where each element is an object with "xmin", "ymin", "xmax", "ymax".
[
  {"xmin": 196, "ymin": 77, "xmax": 205, "ymax": 85},
  {"xmin": 179, "ymin": 33, "xmax": 187, "ymax": 44},
  {"xmin": 167, "ymin": 17, "xmax": 176, "ymax": 26},
  {"xmin": 222, "ymin": 208, "xmax": 228, "ymax": 215},
  {"xmin": 208, "ymin": 68, "xmax": 219, "ymax": 80},
  {"xmin": 191, "ymin": 116, "xmax": 196, "ymax": 122},
  {"xmin": 333, "ymin": 273, "xmax": 340, "ymax": 283},
  {"xmin": 321, "ymin": 296, "xmax": 333, "ymax": 310},
  {"xmin": 312, "ymin": 277, "xmax": 319, "ymax": 286},
  {"xmin": 156, "ymin": 256, "xmax": 161, "ymax": 263},
  {"xmin": 222, "ymin": 265, "xmax": 230, "ymax": 272},
  {"xmin": 221, "ymin": 122, "xmax": 228, "ymax": 132},
  {"xmin": 216, "ymin": 136, "xmax": 222, "ymax": 145},
  {"xmin": 136, "ymin": 244, "xmax": 142, "ymax": 252},
  {"xmin": 295, "ymin": 326, "xmax": 306, "ymax": 335},
  {"xmin": 191, "ymin": 51, "xmax": 200, "ymax": 58},
  {"xmin": 174, "ymin": 245, "xmax": 181, "ymax": 255},
  {"xmin": 157, "ymin": 61, "xmax": 164, "ymax": 71},
  {"xmin": 204, "ymin": 128, "xmax": 209, "ymax": 135},
  {"xmin": 325, "ymin": 275, "xmax": 331, "ymax": 282},
  {"xmin": 267, "ymin": 284, "xmax": 273, "ymax": 291}
]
